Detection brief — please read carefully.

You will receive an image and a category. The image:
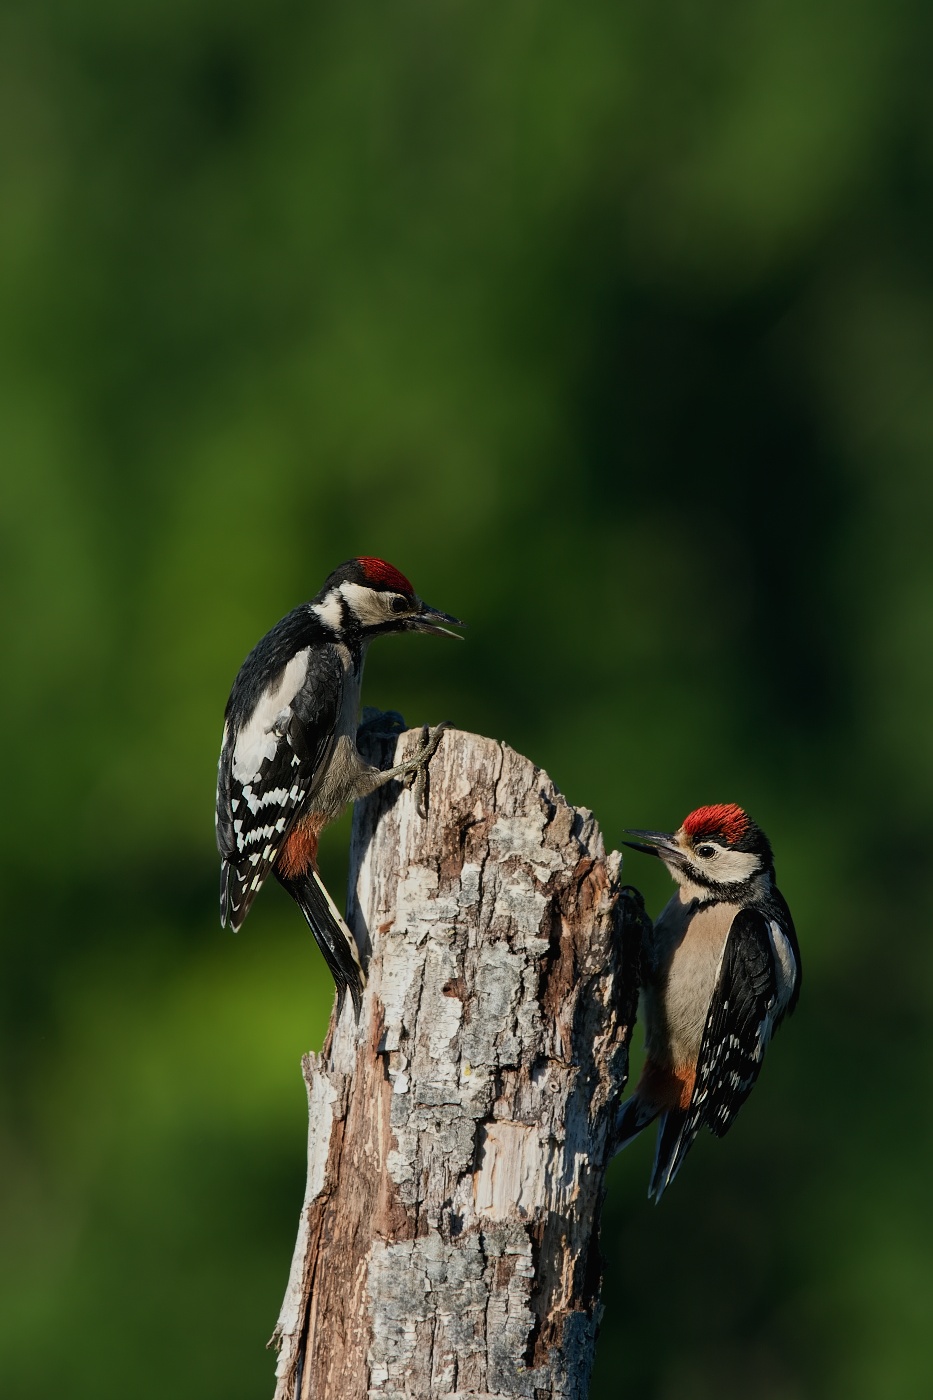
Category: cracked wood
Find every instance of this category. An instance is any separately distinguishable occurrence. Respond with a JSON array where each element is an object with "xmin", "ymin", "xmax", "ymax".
[{"xmin": 272, "ymin": 724, "xmax": 642, "ymax": 1400}]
